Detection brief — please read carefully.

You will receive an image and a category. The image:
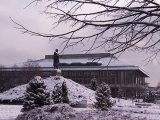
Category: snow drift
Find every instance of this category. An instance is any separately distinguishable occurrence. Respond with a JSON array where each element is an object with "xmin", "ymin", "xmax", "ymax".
[
  {"xmin": 16, "ymin": 104, "xmax": 146, "ymax": 120},
  {"xmin": 0, "ymin": 76, "xmax": 95, "ymax": 104}
]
